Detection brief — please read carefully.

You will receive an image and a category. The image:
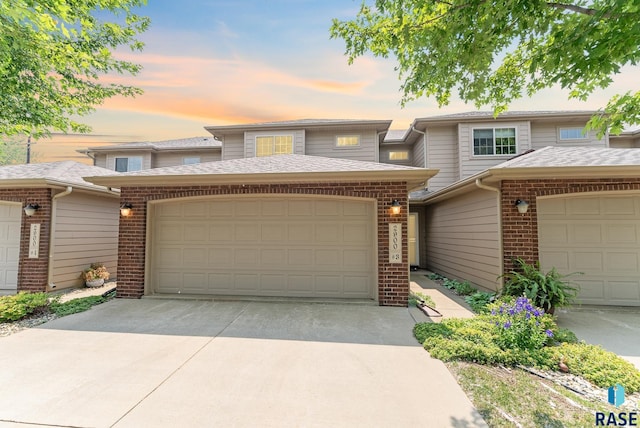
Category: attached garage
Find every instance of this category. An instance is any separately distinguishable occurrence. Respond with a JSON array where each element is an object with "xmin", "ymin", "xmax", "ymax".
[
  {"xmin": 538, "ymin": 193, "xmax": 640, "ymax": 306},
  {"xmin": 149, "ymin": 196, "xmax": 375, "ymax": 299},
  {"xmin": 86, "ymin": 154, "xmax": 436, "ymax": 306},
  {"xmin": 0, "ymin": 202, "xmax": 21, "ymax": 294}
]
